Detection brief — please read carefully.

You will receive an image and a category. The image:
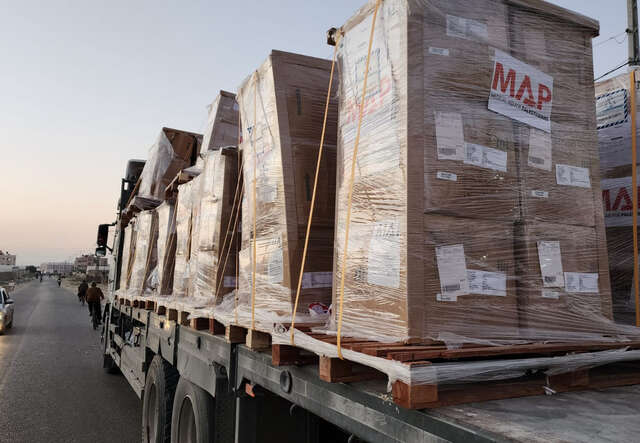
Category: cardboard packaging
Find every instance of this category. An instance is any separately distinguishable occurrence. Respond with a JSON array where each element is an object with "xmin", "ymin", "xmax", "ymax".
[
  {"xmin": 332, "ymin": 0, "xmax": 609, "ymax": 342},
  {"xmin": 191, "ymin": 147, "xmax": 239, "ymax": 302},
  {"xmin": 514, "ymin": 222, "xmax": 613, "ymax": 338},
  {"xmin": 138, "ymin": 128, "xmax": 202, "ymax": 202},
  {"xmin": 201, "ymin": 91, "xmax": 240, "ymax": 151},
  {"xmin": 156, "ymin": 201, "xmax": 176, "ymax": 295},
  {"xmin": 236, "ymin": 50, "xmax": 337, "ymax": 319}
]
